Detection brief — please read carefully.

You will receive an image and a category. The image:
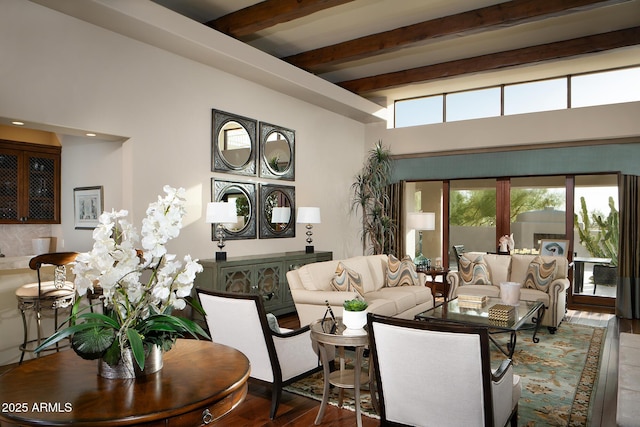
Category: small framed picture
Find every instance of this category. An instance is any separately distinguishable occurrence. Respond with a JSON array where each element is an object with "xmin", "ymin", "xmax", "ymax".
[
  {"xmin": 74, "ymin": 186, "xmax": 103, "ymax": 229},
  {"xmin": 539, "ymin": 239, "xmax": 569, "ymax": 257}
]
